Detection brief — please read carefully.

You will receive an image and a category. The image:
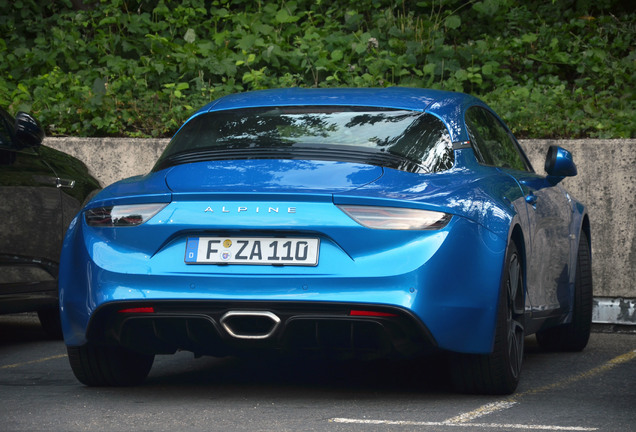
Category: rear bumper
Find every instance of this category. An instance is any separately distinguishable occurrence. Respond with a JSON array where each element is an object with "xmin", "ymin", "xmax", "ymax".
[
  {"xmin": 60, "ymin": 210, "xmax": 508, "ymax": 355},
  {"xmin": 84, "ymin": 301, "xmax": 436, "ymax": 360}
]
